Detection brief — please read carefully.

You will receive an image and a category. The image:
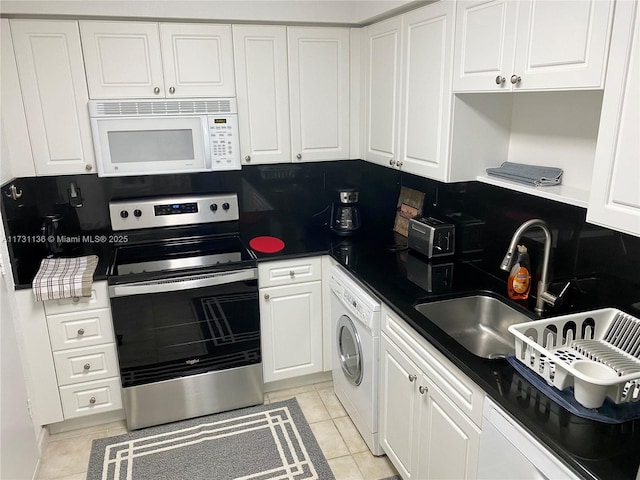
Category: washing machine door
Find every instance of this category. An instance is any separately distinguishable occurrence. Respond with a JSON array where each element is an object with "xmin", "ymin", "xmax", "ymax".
[{"xmin": 337, "ymin": 315, "xmax": 363, "ymax": 386}]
